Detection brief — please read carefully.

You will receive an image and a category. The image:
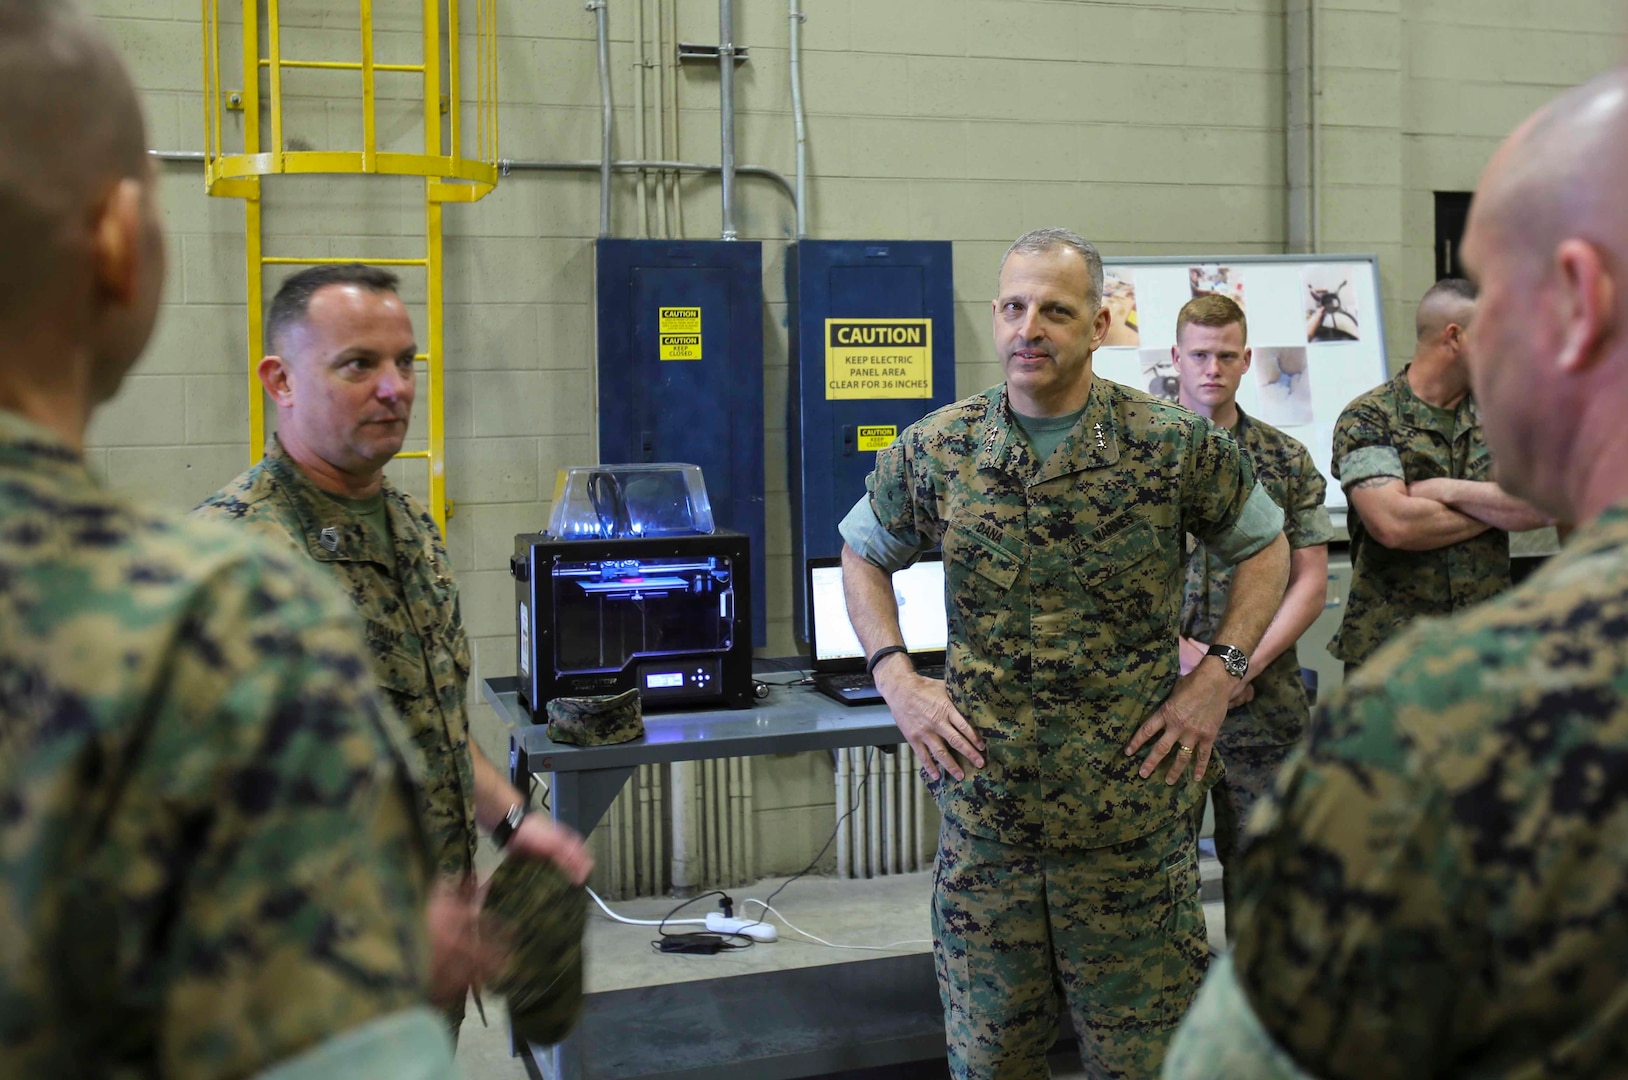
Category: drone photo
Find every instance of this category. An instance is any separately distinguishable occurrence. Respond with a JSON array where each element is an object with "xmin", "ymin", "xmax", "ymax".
[{"xmin": 1303, "ymin": 264, "xmax": 1361, "ymax": 343}]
